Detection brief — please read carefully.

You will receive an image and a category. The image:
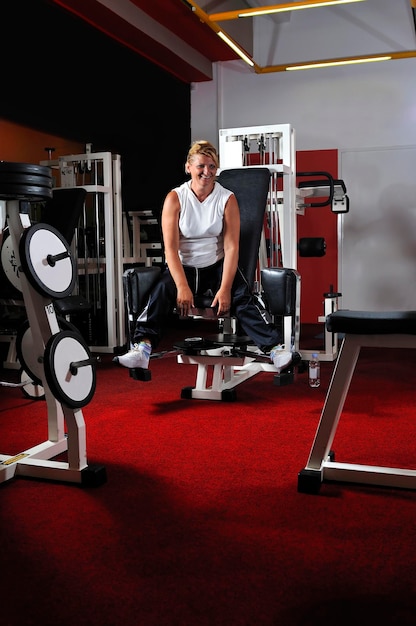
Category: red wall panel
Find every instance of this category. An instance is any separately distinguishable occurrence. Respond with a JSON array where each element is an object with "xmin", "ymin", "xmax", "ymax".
[{"xmin": 296, "ymin": 149, "xmax": 338, "ymax": 324}]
